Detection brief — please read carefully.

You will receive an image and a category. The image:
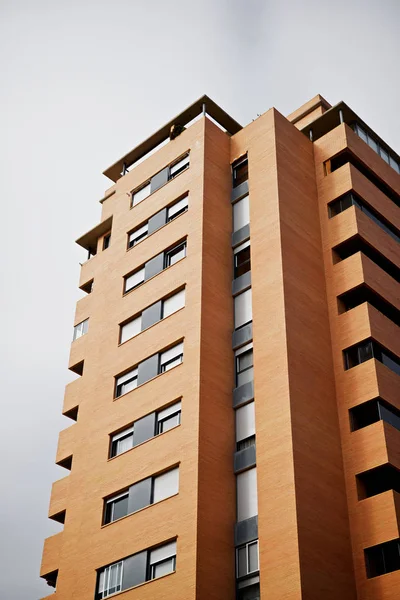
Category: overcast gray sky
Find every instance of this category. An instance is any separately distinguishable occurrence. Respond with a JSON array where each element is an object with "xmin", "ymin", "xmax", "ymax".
[{"xmin": 0, "ymin": 1, "xmax": 399, "ymax": 598}]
